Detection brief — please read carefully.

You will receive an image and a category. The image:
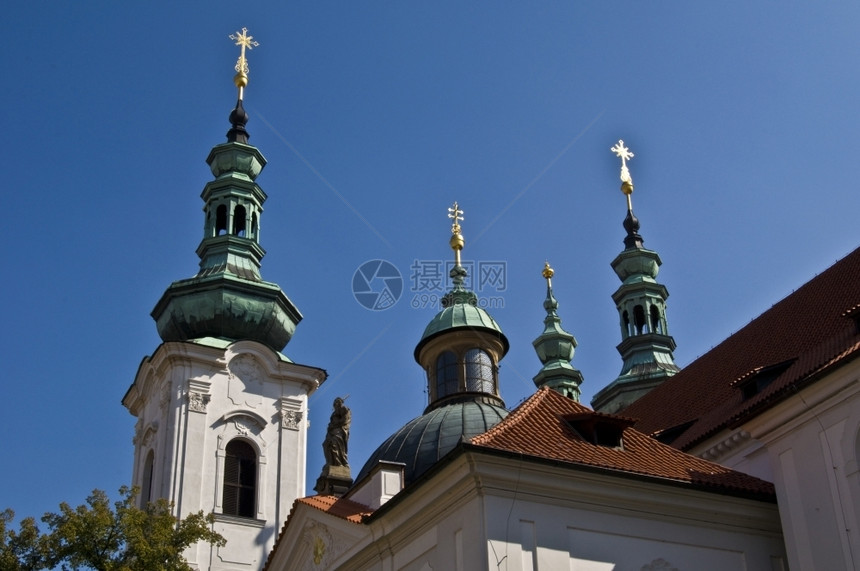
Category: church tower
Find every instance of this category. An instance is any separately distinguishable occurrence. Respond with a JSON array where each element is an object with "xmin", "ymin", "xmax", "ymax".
[
  {"xmin": 122, "ymin": 30, "xmax": 326, "ymax": 570},
  {"xmin": 532, "ymin": 262, "xmax": 584, "ymax": 401},
  {"xmin": 591, "ymin": 141, "xmax": 679, "ymax": 414}
]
